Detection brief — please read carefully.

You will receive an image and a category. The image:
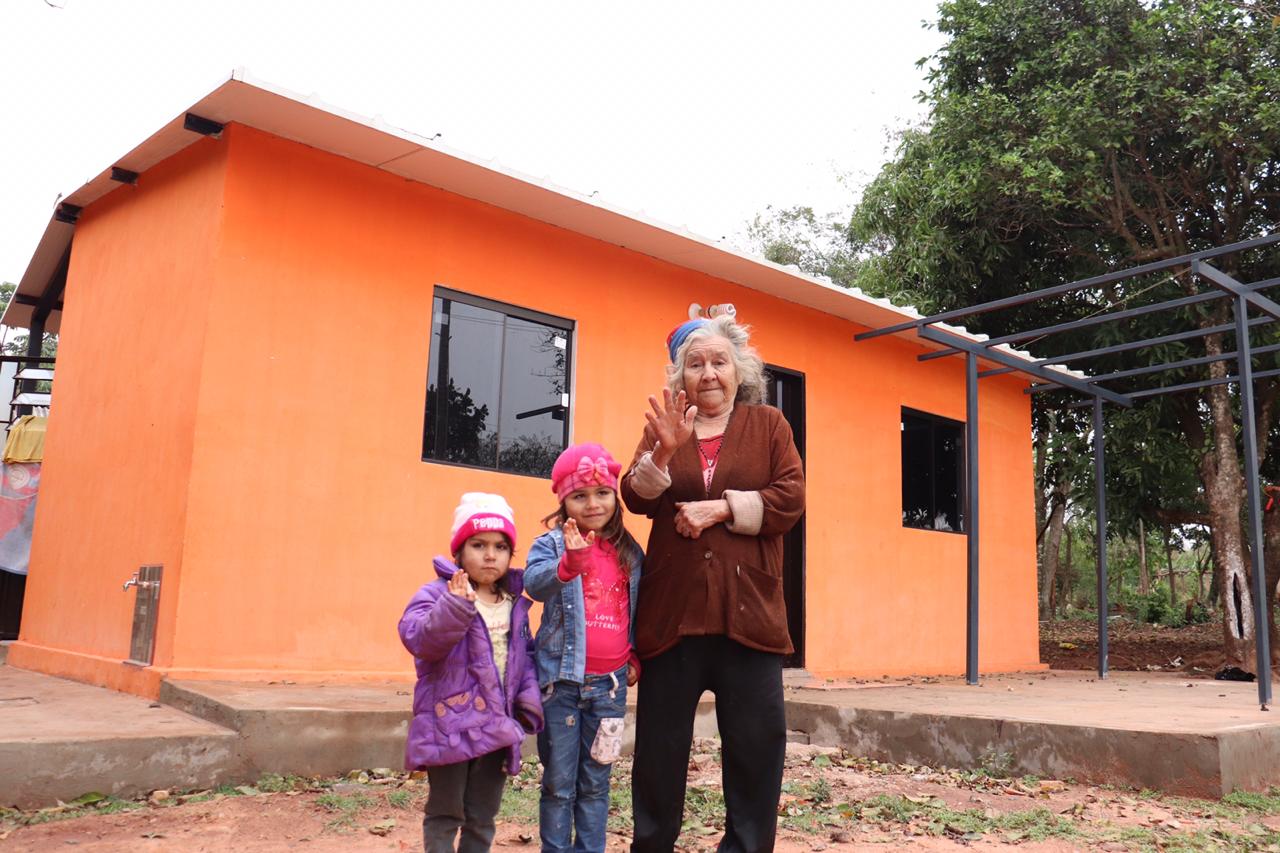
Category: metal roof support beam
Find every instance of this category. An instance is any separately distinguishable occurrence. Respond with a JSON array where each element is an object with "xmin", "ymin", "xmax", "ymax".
[
  {"xmin": 1196, "ymin": 261, "xmax": 1280, "ymax": 321},
  {"xmin": 1062, "ymin": 366, "xmax": 1280, "ymax": 407},
  {"xmin": 10, "ymin": 294, "xmax": 63, "ymax": 312},
  {"xmin": 183, "ymin": 113, "xmax": 224, "ymax": 137},
  {"xmin": 1026, "ymin": 341, "xmax": 1280, "ymax": 394},
  {"xmin": 981, "ymin": 315, "xmax": 1275, "ymax": 378},
  {"xmin": 917, "ymin": 325, "xmax": 1135, "ymax": 407},
  {"xmin": 965, "ymin": 352, "xmax": 980, "ymax": 686},
  {"xmin": 922, "ymin": 275, "xmax": 1280, "ymax": 362},
  {"xmin": 855, "ymin": 231, "xmax": 1280, "ymax": 342},
  {"xmin": 1093, "ymin": 397, "xmax": 1109, "ymax": 680},
  {"xmin": 1234, "ymin": 294, "xmax": 1274, "ymax": 710}
]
